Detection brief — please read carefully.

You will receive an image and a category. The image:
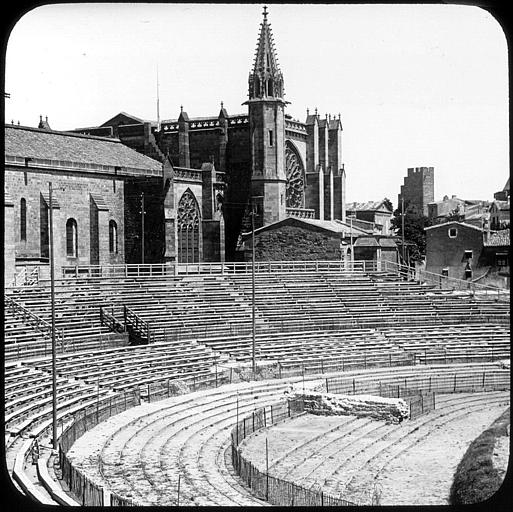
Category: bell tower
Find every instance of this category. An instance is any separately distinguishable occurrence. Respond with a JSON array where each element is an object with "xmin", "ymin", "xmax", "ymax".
[{"xmin": 245, "ymin": 6, "xmax": 287, "ymax": 227}]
